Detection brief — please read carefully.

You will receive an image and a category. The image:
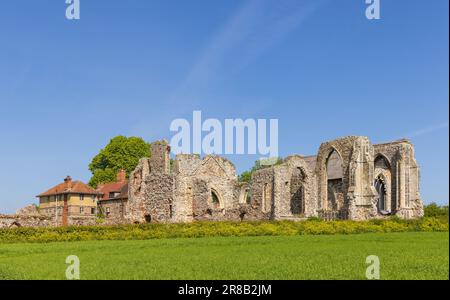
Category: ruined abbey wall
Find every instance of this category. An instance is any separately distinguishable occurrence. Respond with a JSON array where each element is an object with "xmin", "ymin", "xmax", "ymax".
[
  {"xmin": 1, "ymin": 136, "xmax": 425, "ymax": 229},
  {"xmin": 125, "ymin": 137, "xmax": 424, "ymax": 224}
]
